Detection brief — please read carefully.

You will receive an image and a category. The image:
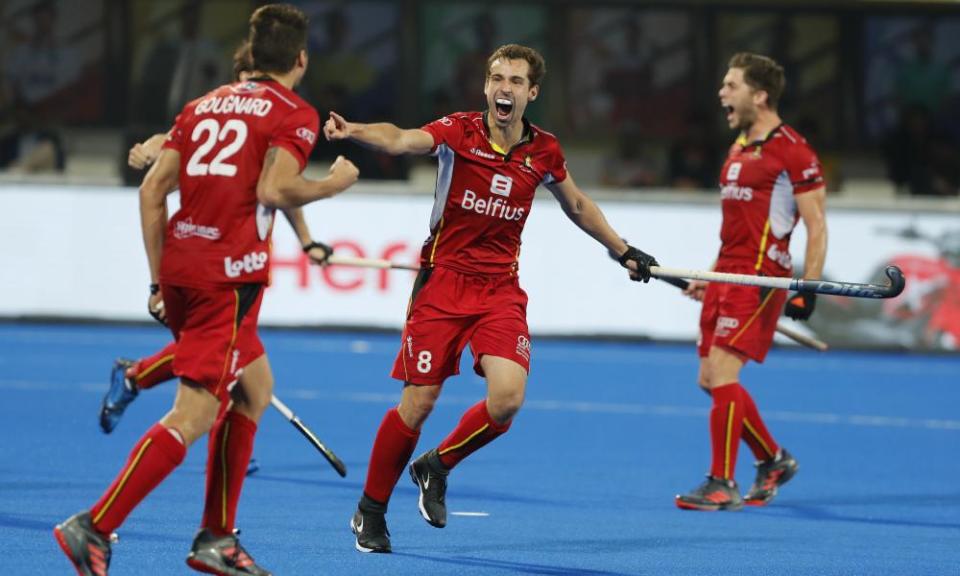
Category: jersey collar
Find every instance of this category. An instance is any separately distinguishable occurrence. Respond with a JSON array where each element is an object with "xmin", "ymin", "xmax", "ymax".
[
  {"xmin": 482, "ymin": 111, "xmax": 534, "ymax": 157},
  {"xmin": 736, "ymin": 123, "xmax": 784, "ymax": 148}
]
